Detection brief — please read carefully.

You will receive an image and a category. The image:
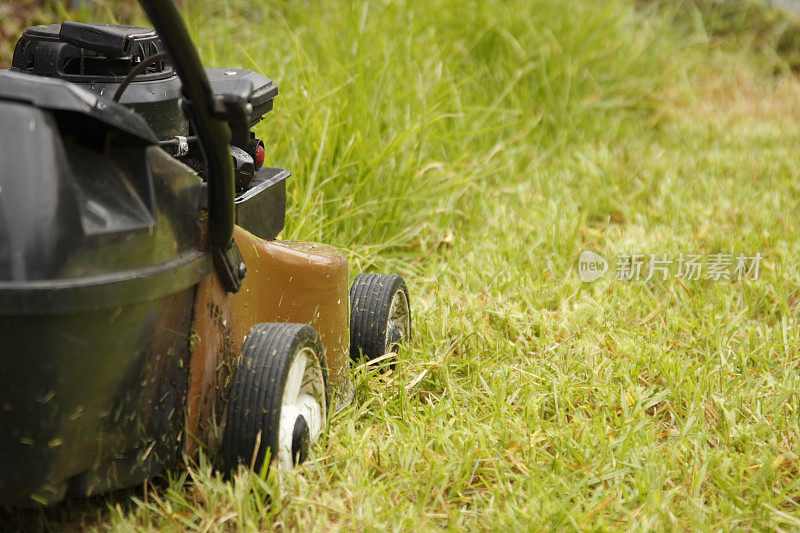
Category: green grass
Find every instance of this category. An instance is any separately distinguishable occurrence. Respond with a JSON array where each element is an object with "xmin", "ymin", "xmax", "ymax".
[{"xmin": 5, "ymin": 0, "xmax": 800, "ymax": 529}]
